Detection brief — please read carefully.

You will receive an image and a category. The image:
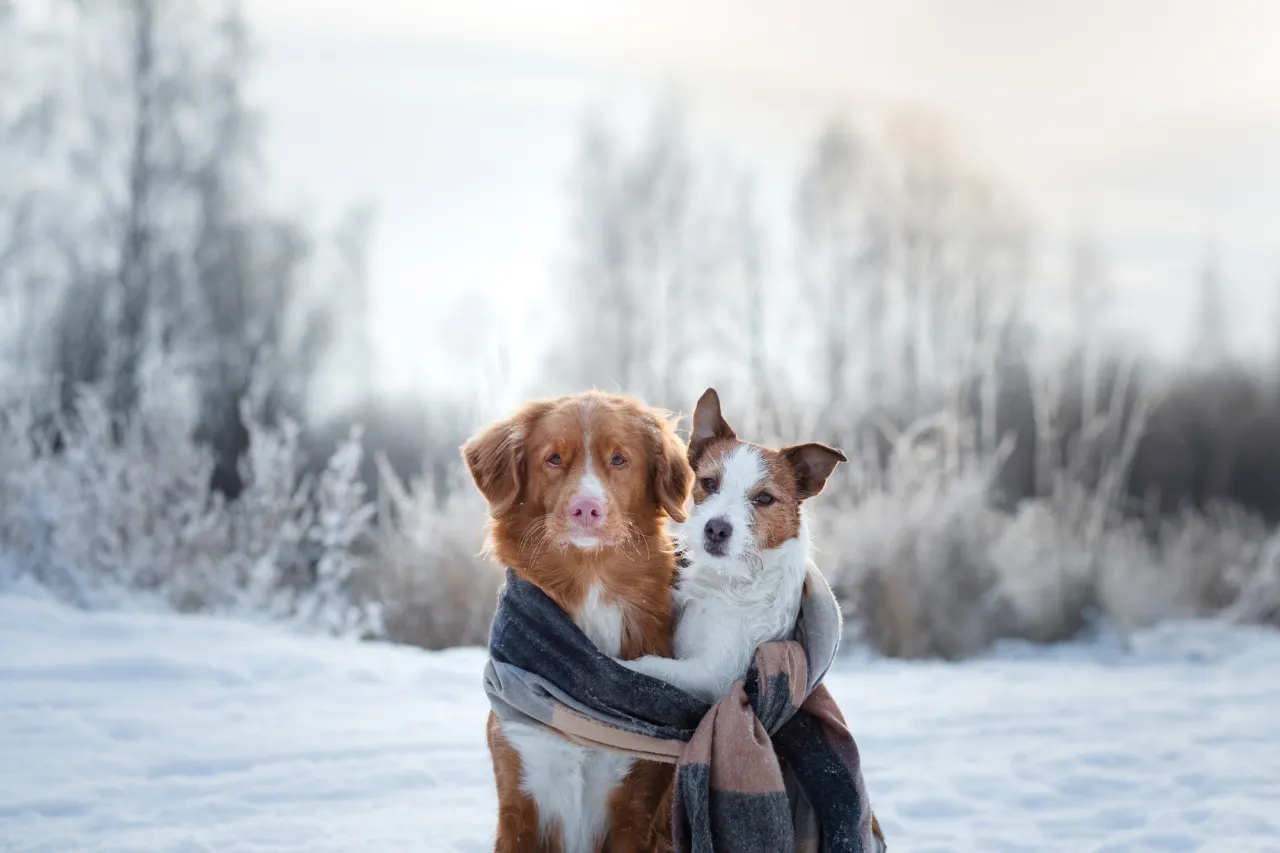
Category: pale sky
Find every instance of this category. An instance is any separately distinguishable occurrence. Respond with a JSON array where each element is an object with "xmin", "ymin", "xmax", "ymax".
[{"xmin": 247, "ymin": 0, "xmax": 1280, "ymax": 402}]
